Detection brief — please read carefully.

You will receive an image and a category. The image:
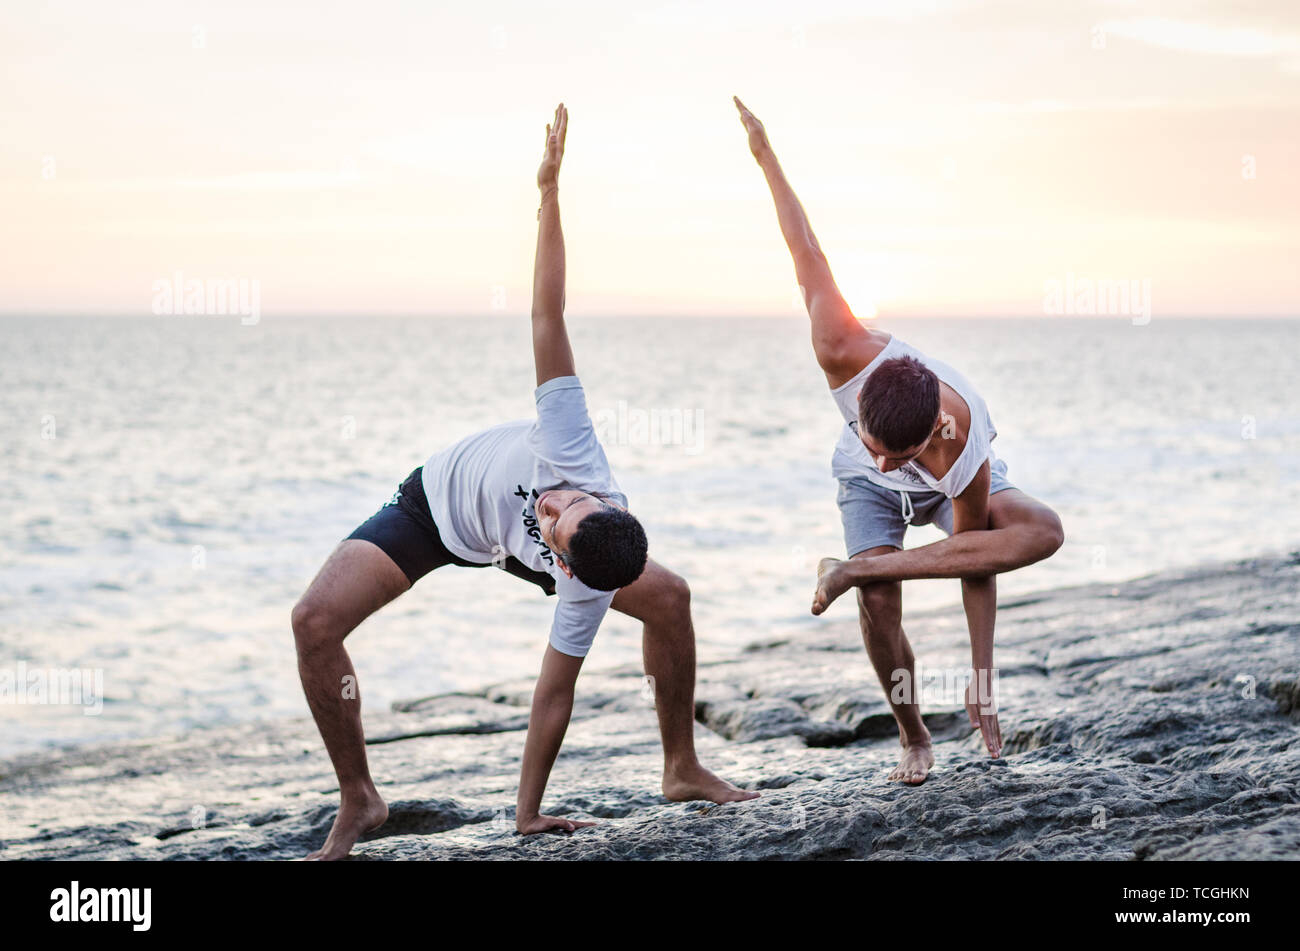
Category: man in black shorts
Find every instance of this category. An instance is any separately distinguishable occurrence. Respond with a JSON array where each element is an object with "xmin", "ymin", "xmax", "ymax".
[{"xmin": 292, "ymin": 105, "xmax": 756, "ymax": 860}]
